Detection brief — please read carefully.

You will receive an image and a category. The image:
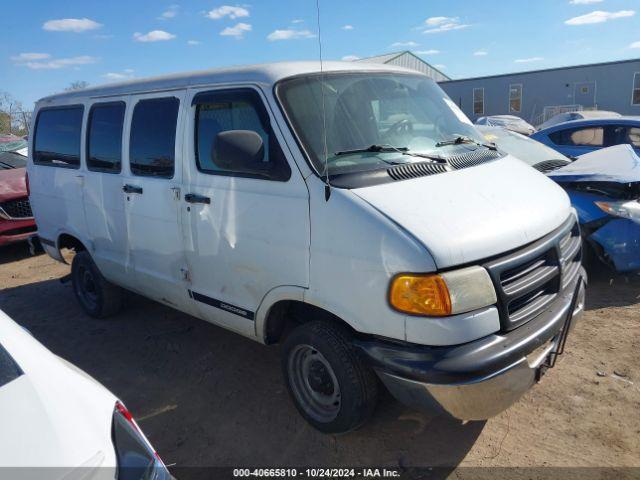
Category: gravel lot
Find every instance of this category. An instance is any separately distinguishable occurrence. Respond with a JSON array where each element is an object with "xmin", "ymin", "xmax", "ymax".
[{"xmin": 0, "ymin": 242, "xmax": 638, "ymax": 478}]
